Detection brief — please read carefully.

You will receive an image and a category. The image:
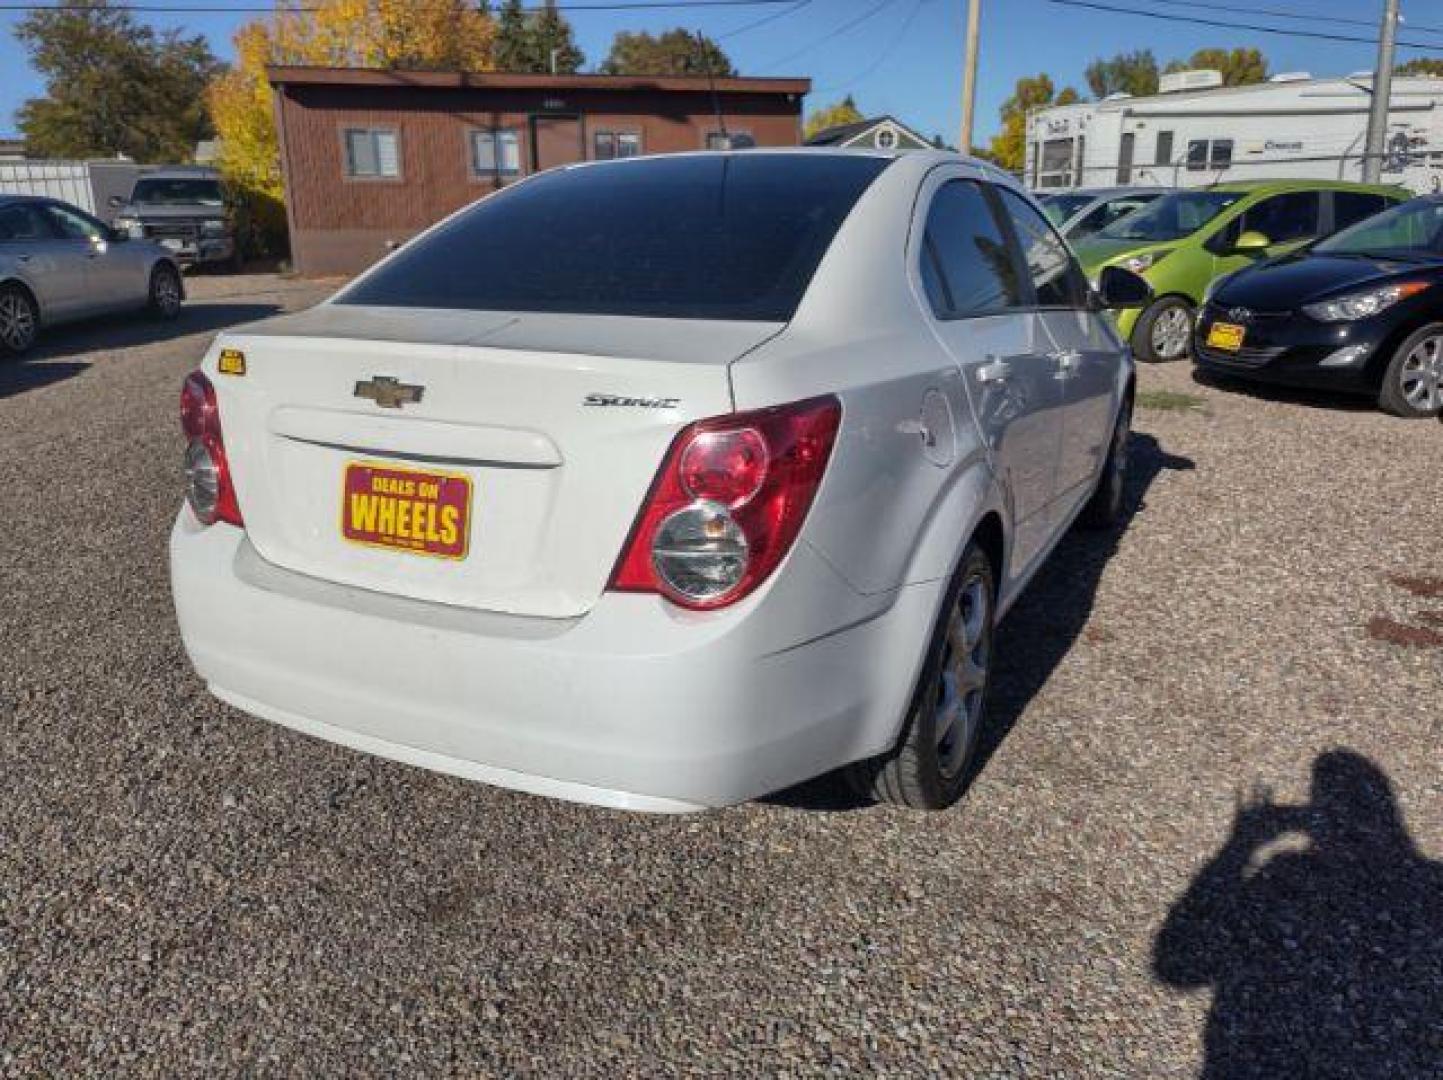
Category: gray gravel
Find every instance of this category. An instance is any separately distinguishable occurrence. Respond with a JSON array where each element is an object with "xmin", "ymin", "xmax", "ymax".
[{"xmin": 1, "ymin": 274, "xmax": 1440, "ymax": 1077}]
